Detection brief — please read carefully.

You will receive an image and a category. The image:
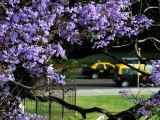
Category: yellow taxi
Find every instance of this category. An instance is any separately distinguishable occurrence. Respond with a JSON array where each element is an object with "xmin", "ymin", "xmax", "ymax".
[
  {"xmin": 82, "ymin": 61, "xmax": 115, "ymax": 79},
  {"xmin": 113, "ymin": 64, "xmax": 152, "ymax": 87}
]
